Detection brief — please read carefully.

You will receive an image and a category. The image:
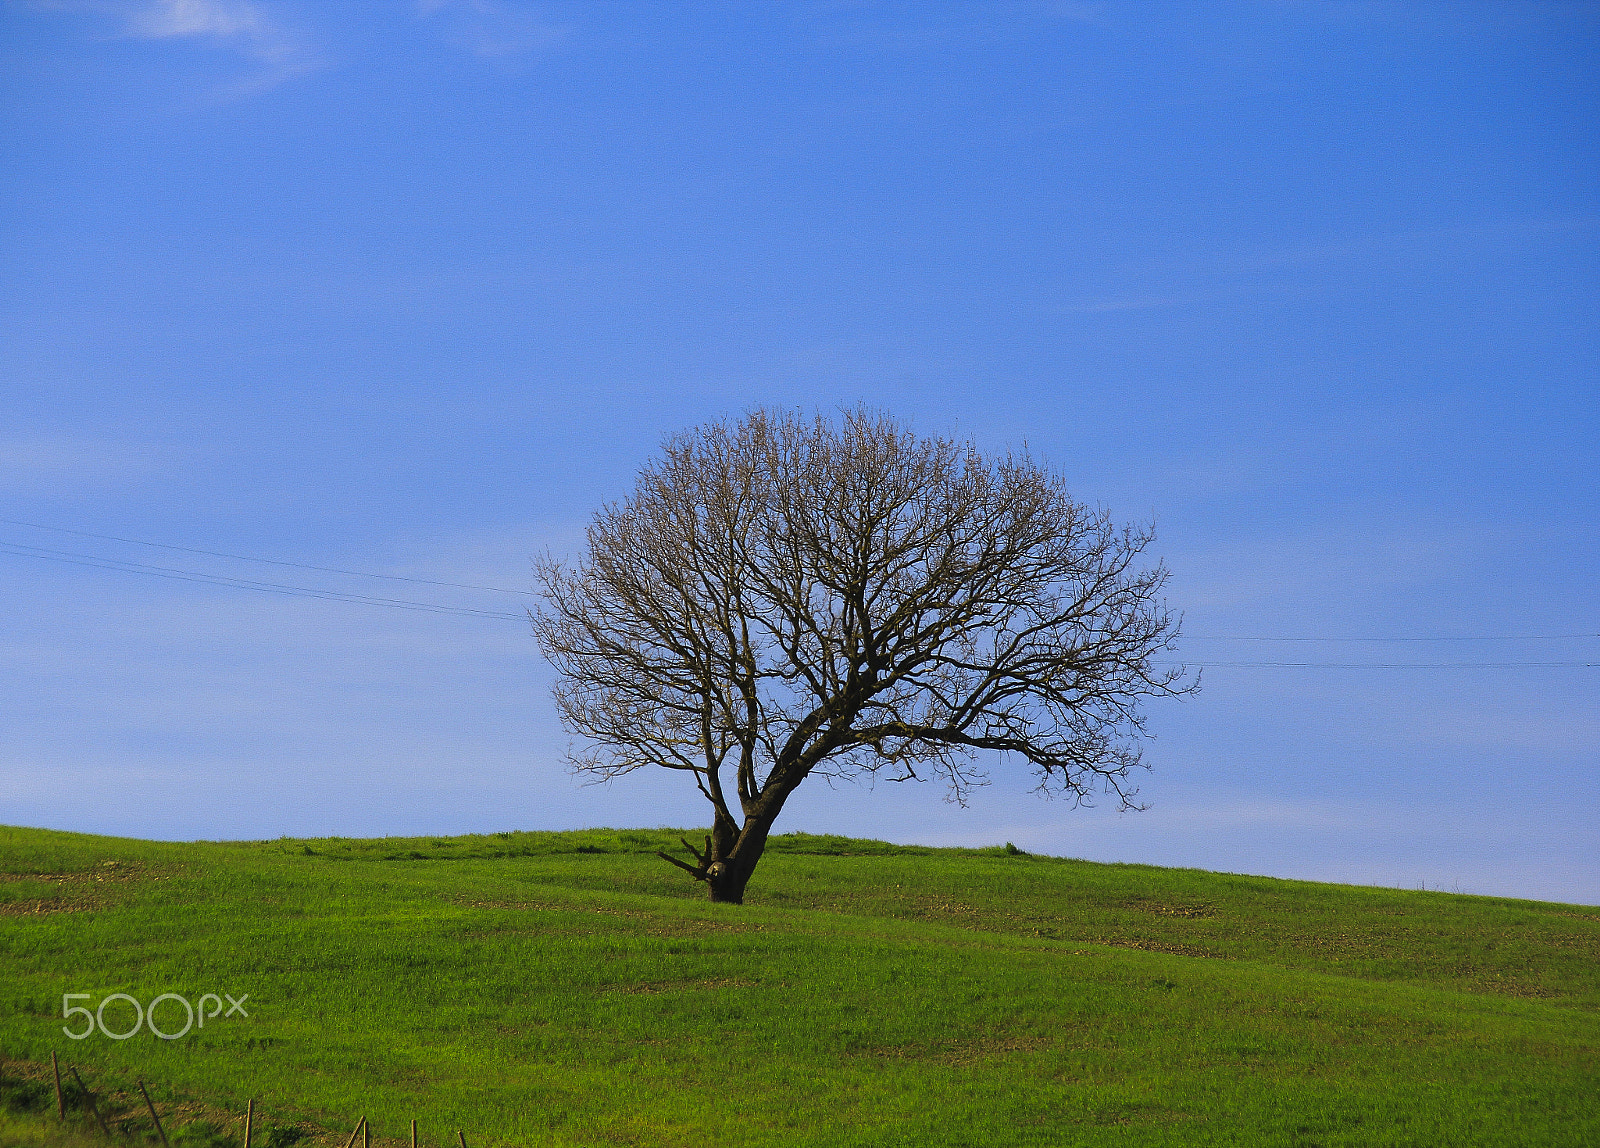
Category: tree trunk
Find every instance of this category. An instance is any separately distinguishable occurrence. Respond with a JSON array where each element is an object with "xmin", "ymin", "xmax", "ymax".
[{"xmin": 706, "ymin": 808, "xmax": 782, "ymax": 904}]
